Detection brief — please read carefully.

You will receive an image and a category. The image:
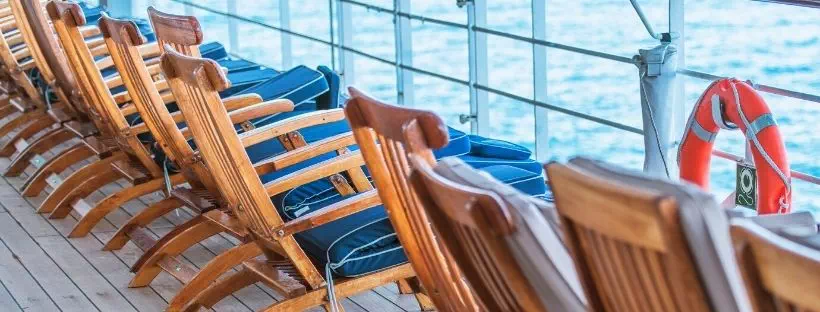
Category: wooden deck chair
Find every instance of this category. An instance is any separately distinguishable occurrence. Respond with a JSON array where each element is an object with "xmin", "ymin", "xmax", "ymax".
[
  {"xmin": 9, "ymin": 0, "xmax": 165, "ymax": 199},
  {"xmin": 0, "ymin": 0, "xmax": 103, "ymax": 160},
  {"xmin": 40, "ymin": 0, "xmax": 189, "ymax": 238},
  {"xmin": 93, "ymin": 12, "xmax": 306, "ymax": 310},
  {"xmin": 731, "ymin": 219, "xmax": 820, "ymax": 312},
  {"xmin": 546, "ymin": 157, "xmax": 758, "ymax": 312},
  {"xmin": 160, "ymin": 48, "xmax": 425, "ymax": 312},
  {"xmin": 344, "ymin": 87, "xmax": 475, "ymax": 311}
]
